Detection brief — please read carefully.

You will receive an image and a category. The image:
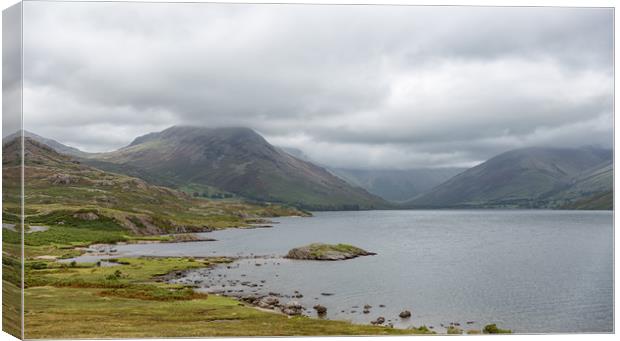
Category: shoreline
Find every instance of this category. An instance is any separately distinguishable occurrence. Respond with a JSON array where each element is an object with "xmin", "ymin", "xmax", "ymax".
[
  {"xmin": 165, "ymin": 259, "xmax": 411, "ymax": 330},
  {"xmin": 165, "ymin": 257, "xmax": 441, "ymax": 332},
  {"xmin": 52, "ymin": 233, "xmax": 500, "ymax": 334},
  {"xmin": 36, "ymin": 211, "xmax": 541, "ymax": 335}
]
